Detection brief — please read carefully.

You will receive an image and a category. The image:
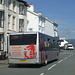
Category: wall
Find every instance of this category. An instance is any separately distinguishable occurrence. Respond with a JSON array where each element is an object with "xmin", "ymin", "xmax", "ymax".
[
  {"xmin": 27, "ymin": 10, "xmax": 39, "ymax": 32},
  {"xmin": 0, "ymin": 0, "xmax": 28, "ymax": 53},
  {"xmin": 45, "ymin": 20, "xmax": 54, "ymax": 37}
]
